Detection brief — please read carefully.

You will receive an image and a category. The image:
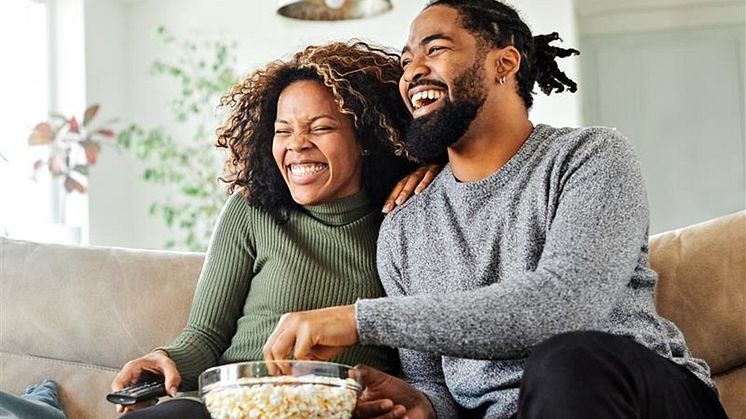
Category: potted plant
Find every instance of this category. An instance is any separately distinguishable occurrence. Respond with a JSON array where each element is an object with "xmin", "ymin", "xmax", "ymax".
[
  {"xmin": 28, "ymin": 104, "xmax": 116, "ymax": 192},
  {"xmin": 28, "ymin": 104, "xmax": 117, "ymax": 224}
]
